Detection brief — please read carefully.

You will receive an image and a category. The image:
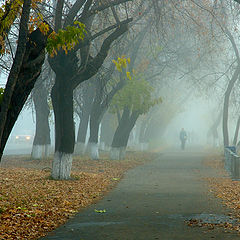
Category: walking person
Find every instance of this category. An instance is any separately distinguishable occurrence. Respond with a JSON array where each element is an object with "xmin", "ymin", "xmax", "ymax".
[{"xmin": 180, "ymin": 128, "xmax": 187, "ymax": 150}]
